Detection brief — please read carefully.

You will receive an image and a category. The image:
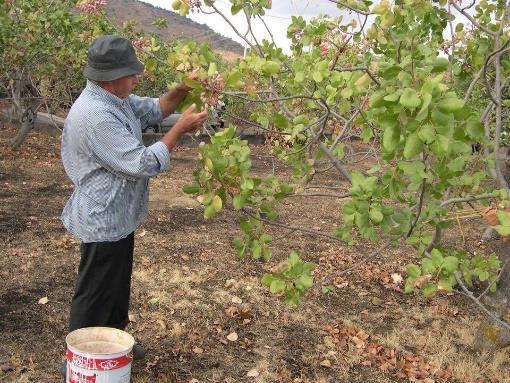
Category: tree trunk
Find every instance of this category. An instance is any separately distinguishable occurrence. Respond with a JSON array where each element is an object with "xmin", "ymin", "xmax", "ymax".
[{"xmin": 11, "ymin": 115, "xmax": 34, "ymax": 149}]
